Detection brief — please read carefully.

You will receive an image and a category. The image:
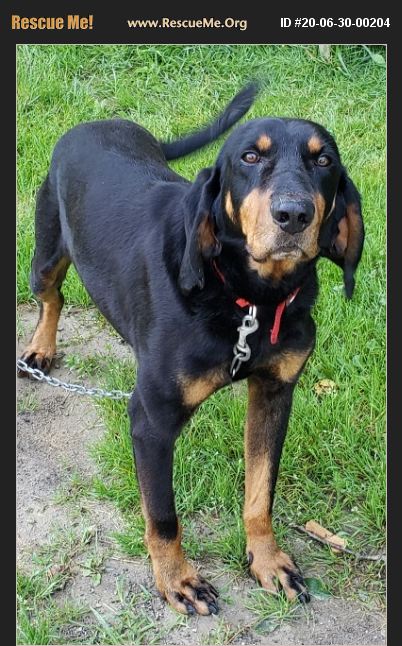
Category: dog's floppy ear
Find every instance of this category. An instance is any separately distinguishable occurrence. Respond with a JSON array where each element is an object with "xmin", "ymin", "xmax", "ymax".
[
  {"xmin": 319, "ymin": 171, "xmax": 364, "ymax": 298},
  {"xmin": 178, "ymin": 166, "xmax": 222, "ymax": 295}
]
